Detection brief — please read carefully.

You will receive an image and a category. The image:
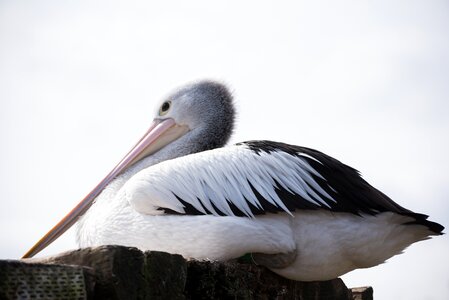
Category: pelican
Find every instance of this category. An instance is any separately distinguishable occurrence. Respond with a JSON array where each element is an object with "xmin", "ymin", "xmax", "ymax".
[{"xmin": 23, "ymin": 81, "xmax": 444, "ymax": 281}]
